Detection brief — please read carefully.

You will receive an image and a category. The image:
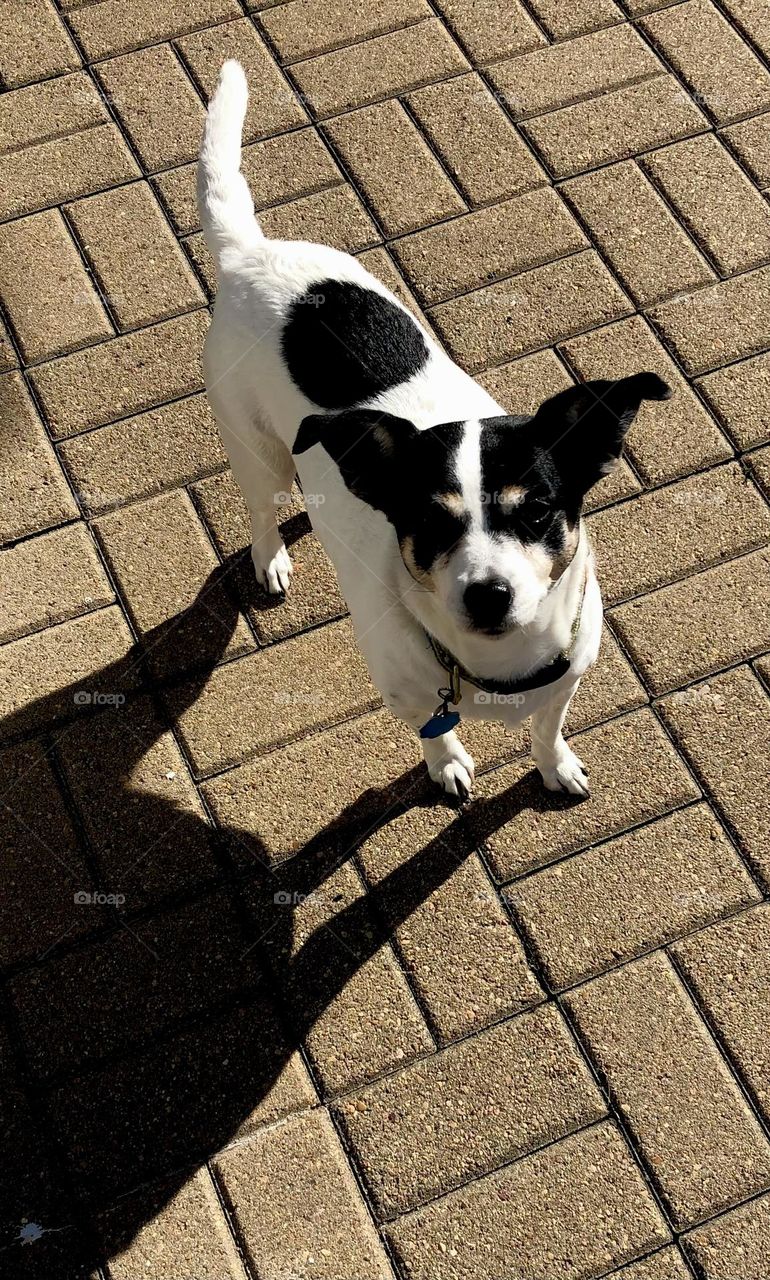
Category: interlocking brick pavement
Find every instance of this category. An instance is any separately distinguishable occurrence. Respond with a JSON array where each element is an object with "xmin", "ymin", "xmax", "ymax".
[{"xmin": 1, "ymin": 2, "xmax": 769, "ymax": 1277}]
